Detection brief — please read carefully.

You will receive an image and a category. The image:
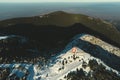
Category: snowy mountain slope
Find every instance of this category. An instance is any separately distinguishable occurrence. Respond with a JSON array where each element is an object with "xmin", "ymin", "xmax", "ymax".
[
  {"xmin": 0, "ymin": 34, "xmax": 120, "ymax": 80},
  {"xmin": 80, "ymin": 34, "xmax": 120, "ymax": 57},
  {"xmin": 32, "ymin": 34, "xmax": 120, "ymax": 80}
]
